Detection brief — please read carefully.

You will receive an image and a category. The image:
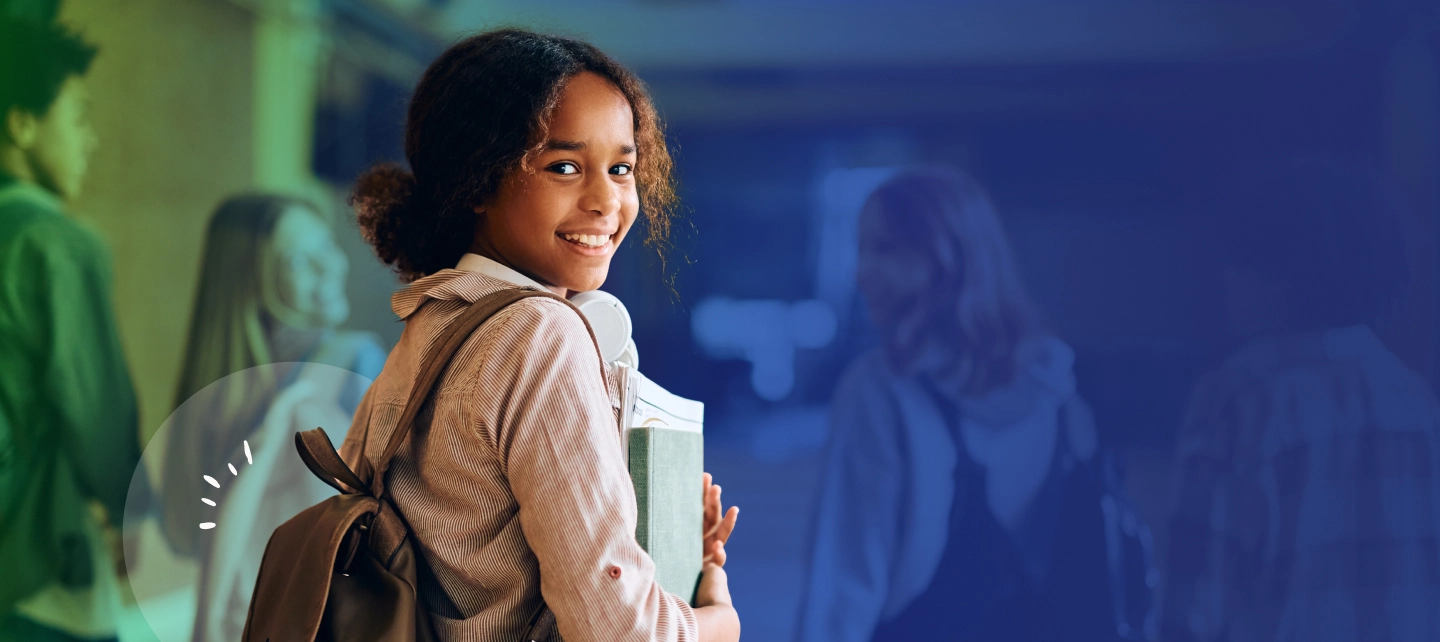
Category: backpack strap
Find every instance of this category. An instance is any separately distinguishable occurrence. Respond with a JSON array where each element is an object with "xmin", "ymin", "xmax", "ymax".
[
  {"xmin": 304, "ymin": 286, "xmax": 597, "ymax": 641},
  {"xmin": 366, "ymin": 287, "xmax": 599, "ymax": 500},
  {"xmin": 295, "ymin": 429, "xmax": 367, "ymax": 495}
]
